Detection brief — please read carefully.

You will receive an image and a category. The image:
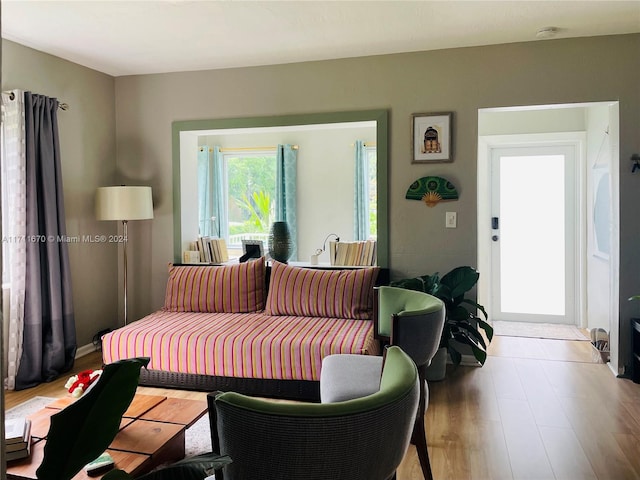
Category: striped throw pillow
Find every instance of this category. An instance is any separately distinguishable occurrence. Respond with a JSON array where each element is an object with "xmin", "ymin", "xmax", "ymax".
[
  {"xmin": 163, "ymin": 257, "xmax": 266, "ymax": 313},
  {"xmin": 265, "ymin": 261, "xmax": 379, "ymax": 320}
]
